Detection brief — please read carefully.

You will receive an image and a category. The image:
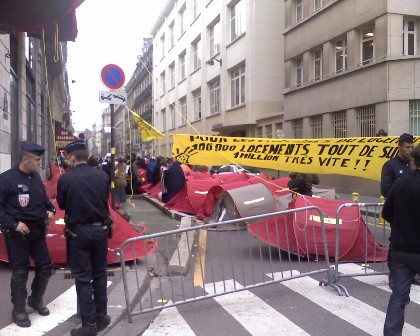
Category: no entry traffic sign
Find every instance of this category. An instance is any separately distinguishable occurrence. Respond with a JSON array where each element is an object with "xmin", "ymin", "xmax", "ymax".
[{"xmin": 100, "ymin": 64, "xmax": 125, "ymax": 90}]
